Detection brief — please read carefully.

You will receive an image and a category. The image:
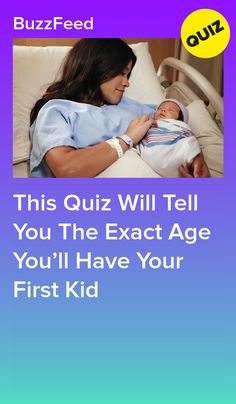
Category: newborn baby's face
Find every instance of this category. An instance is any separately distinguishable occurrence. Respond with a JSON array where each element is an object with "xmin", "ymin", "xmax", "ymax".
[{"xmin": 154, "ymin": 101, "xmax": 180, "ymax": 120}]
